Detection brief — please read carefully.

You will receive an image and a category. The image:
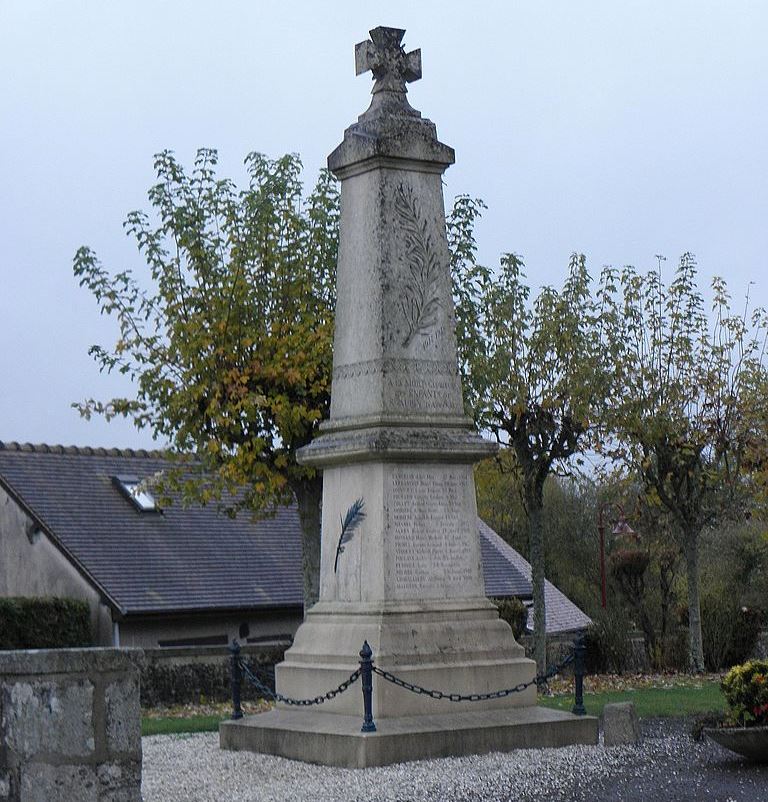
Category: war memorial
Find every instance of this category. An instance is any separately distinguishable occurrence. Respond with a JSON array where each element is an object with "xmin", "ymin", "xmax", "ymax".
[{"xmin": 219, "ymin": 26, "xmax": 598, "ymax": 768}]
